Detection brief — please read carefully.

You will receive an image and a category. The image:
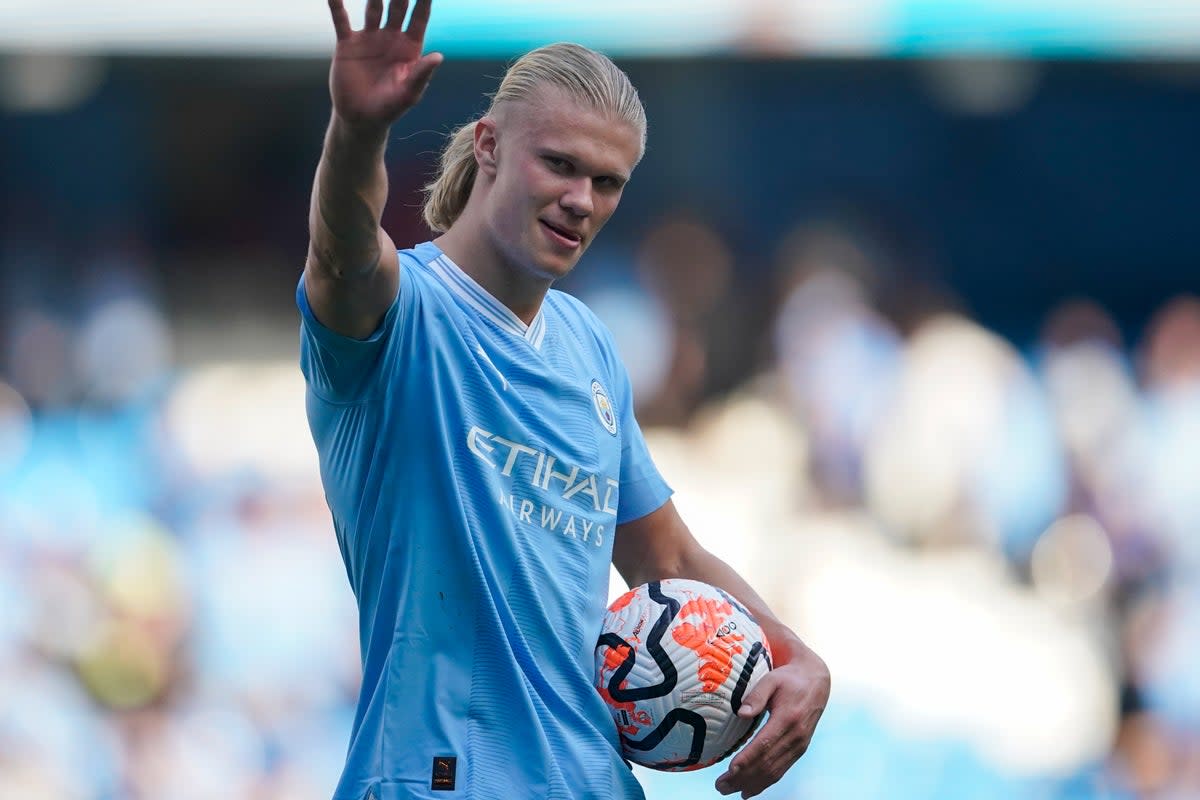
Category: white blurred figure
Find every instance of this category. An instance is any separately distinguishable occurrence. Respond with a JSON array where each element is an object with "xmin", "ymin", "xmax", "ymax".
[
  {"xmin": 162, "ymin": 360, "xmax": 357, "ymax": 794},
  {"xmin": 24, "ymin": 550, "xmax": 105, "ymax": 665},
  {"xmin": 74, "ymin": 297, "xmax": 173, "ymax": 408},
  {"xmin": 0, "ymin": 552, "xmax": 31, "ymax": 670},
  {"xmin": 763, "ymin": 304, "xmax": 1119, "ymax": 791},
  {"xmin": 1036, "ymin": 299, "xmax": 1156, "ymax": 595},
  {"xmin": 1138, "ymin": 296, "xmax": 1200, "ymax": 573},
  {"xmin": 4, "ymin": 309, "xmax": 75, "ymax": 410},
  {"xmin": 1125, "ymin": 296, "xmax": 1200, "ymax": 798},
  {"xmin": 163, "ymin": 363, "xmax": 320, "ymax": 485},
  {"xmin": 1137, "ymin": 584, "xmax": 1200, "ymax": 733},
  {"xmin": 864, "ymin": 313, "xmax": 1066, "ymax": 556},
  {"xmin": 764, "ymin": 218, "xmax": 912, "ymax": 515},
  {"xmin": 186, "ymin": 483, "xmax": 359, "ymax": 731},
  {"xmin": 119, "ymin": 705, "xmax": 263, "ymax": 800},
  {"xmin": 71, "ymin": 231, "xmax": 171, "ymax": 408},
  {"xmin": 263, "ymin": 706, "xmax": 357, "ymax": 800},
  {"xmin": 1029, "ymin": 513, "xmax": 1116, "ymax": 614},
  {"xmin": 634, "ymin": 390, "xmax": 811, "ymax": 608},
  {"xmin": 0, "ymin": 380, "xmax": 33, "ymax": 477},
  {"xmin": 0, "ymin": 655, "xmax": 122, "ymax": 800},
  {"xmin": 773, "ymin": 259, "xmax": 901, "ymax": 508},
  {"xmin": 777, "ymin": 509, "xmax": 1119, "ymax": 783},
  {"xmin": 181, "ymin": 485, "xmax": 361, "ymax": 800}
]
